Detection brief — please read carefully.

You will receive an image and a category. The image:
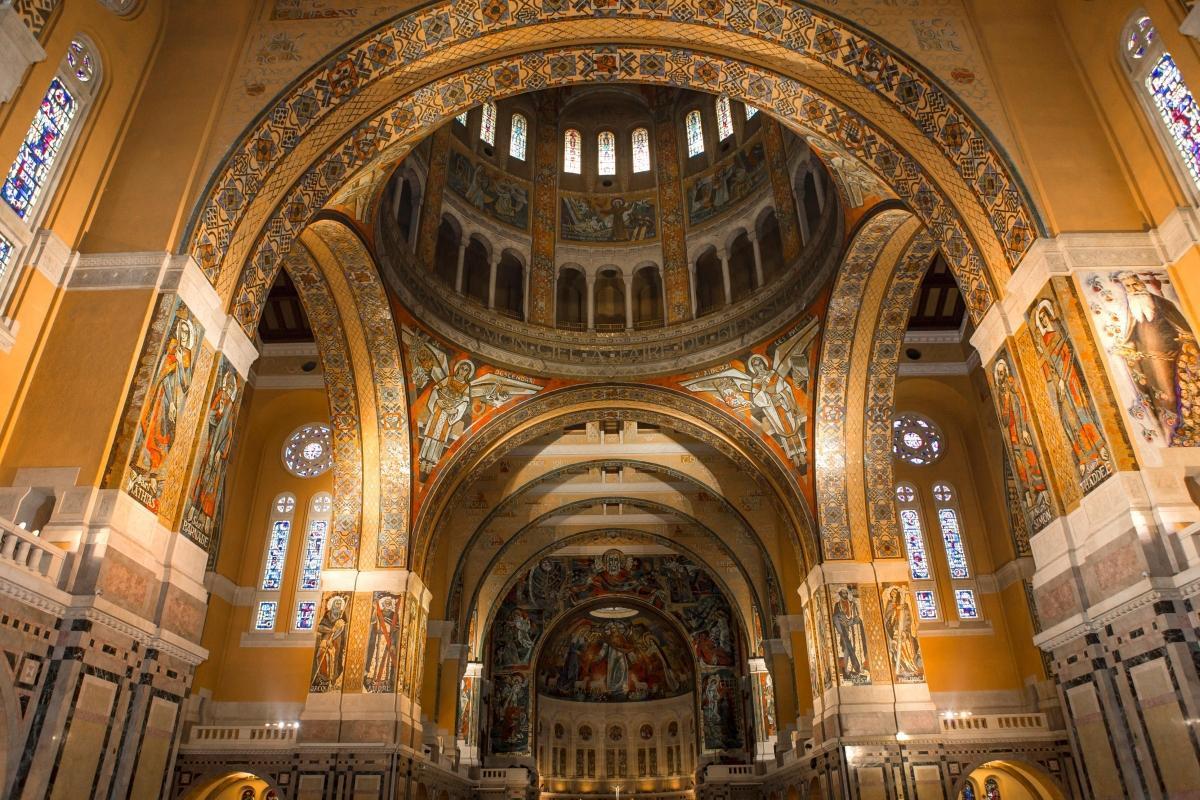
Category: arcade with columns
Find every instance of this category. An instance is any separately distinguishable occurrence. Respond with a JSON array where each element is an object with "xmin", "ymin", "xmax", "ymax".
[{"xmin": 0, "ymin": 1, "xmax": 1199, "ymax": 799}]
